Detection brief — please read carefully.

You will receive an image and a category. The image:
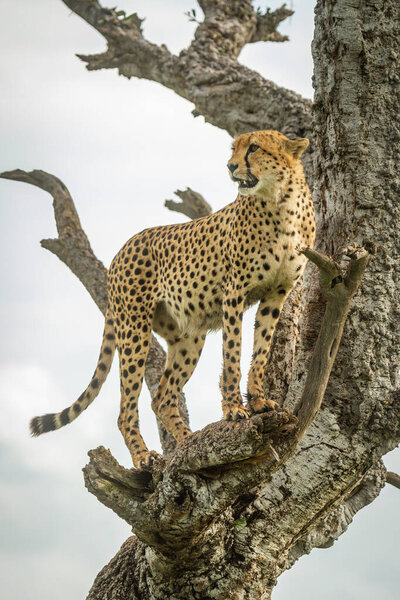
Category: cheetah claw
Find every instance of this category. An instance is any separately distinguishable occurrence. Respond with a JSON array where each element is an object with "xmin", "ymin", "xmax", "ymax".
[
  {"xmin": 138, "ymin": 450, "xmax": 161, "ymax": 471},
  {"xmin": 226, "ymin": 404, "xmax": 250, "ymax": 421}
]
